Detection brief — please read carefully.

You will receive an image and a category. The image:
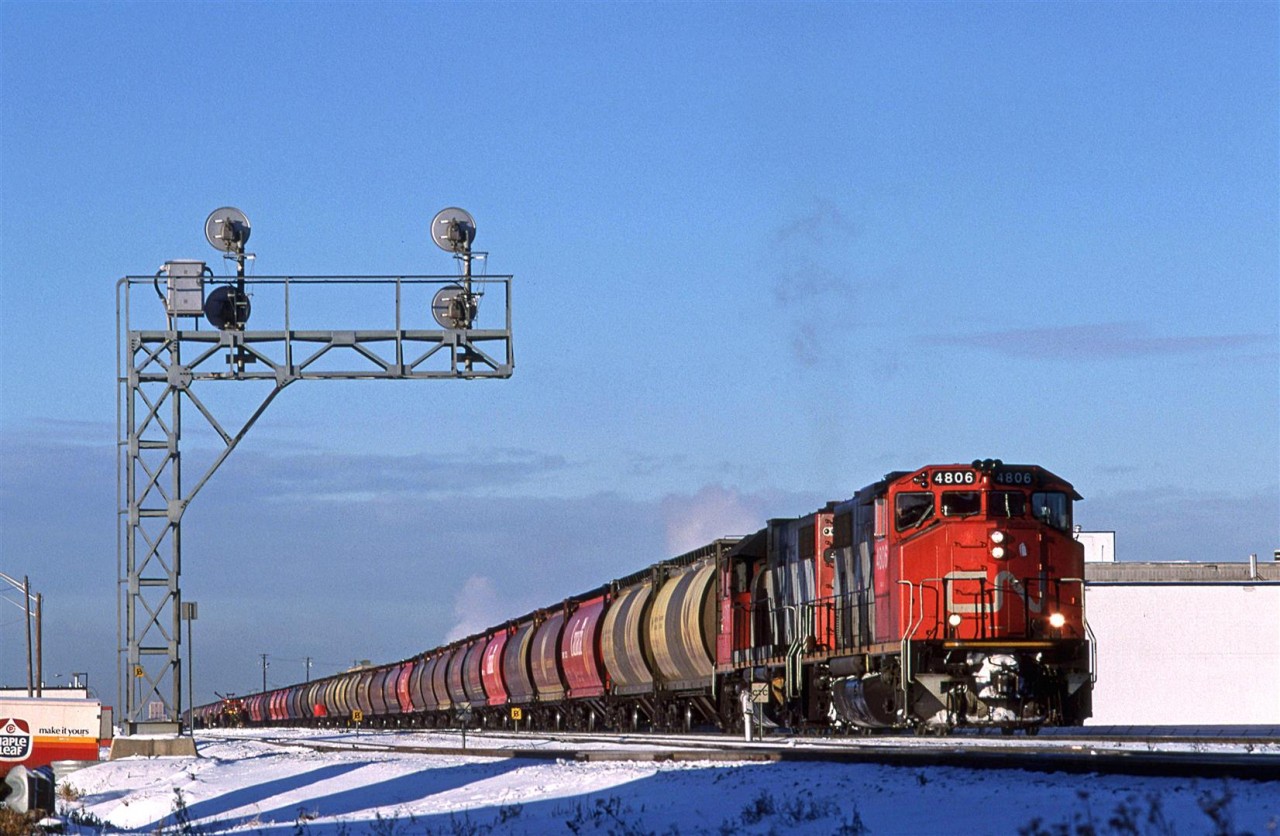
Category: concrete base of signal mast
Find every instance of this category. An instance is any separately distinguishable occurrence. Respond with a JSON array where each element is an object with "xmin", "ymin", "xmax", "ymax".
[{"xmin": 109, "ymin": 724, "xmax": 199, "ymax": 760}]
